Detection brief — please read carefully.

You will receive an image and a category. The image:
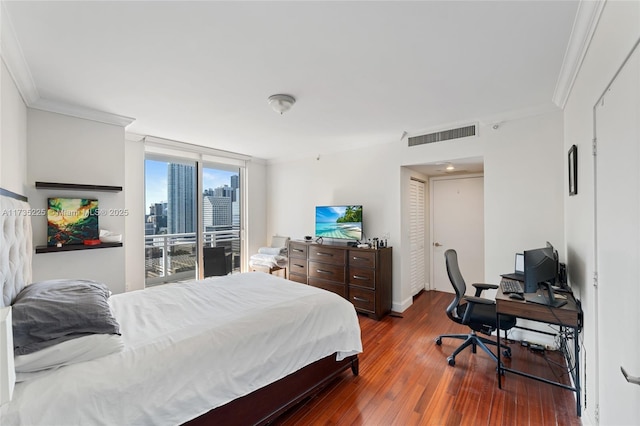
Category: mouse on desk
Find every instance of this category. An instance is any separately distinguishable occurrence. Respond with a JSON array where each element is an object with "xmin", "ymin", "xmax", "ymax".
[{"xmin": 509, "ymin": 293, "xmax": 525, "ymax": 300}]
